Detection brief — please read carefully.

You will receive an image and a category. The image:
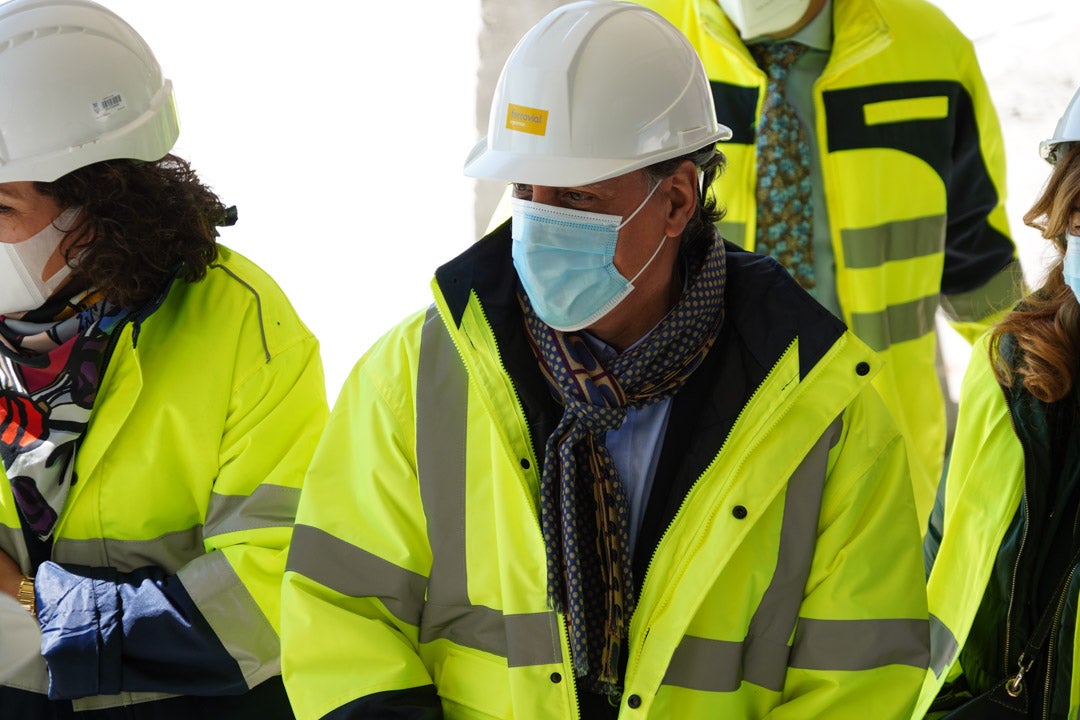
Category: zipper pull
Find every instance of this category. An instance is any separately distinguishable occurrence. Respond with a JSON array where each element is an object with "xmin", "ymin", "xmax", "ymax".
[{"xmin": 1006, "ymin": 653, "xmax": 1034, "ymax": 698}]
